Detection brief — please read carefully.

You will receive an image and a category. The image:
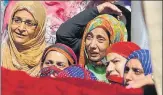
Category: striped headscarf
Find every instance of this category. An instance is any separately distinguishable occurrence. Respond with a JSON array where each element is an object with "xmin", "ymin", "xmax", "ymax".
[
  {"xmin": 127, "ymin": 49, "xmax": 152, "ymax": 75},
  {"xmin": 79, "ymin": 14, "xmax": 128, "ymax": 66}
]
